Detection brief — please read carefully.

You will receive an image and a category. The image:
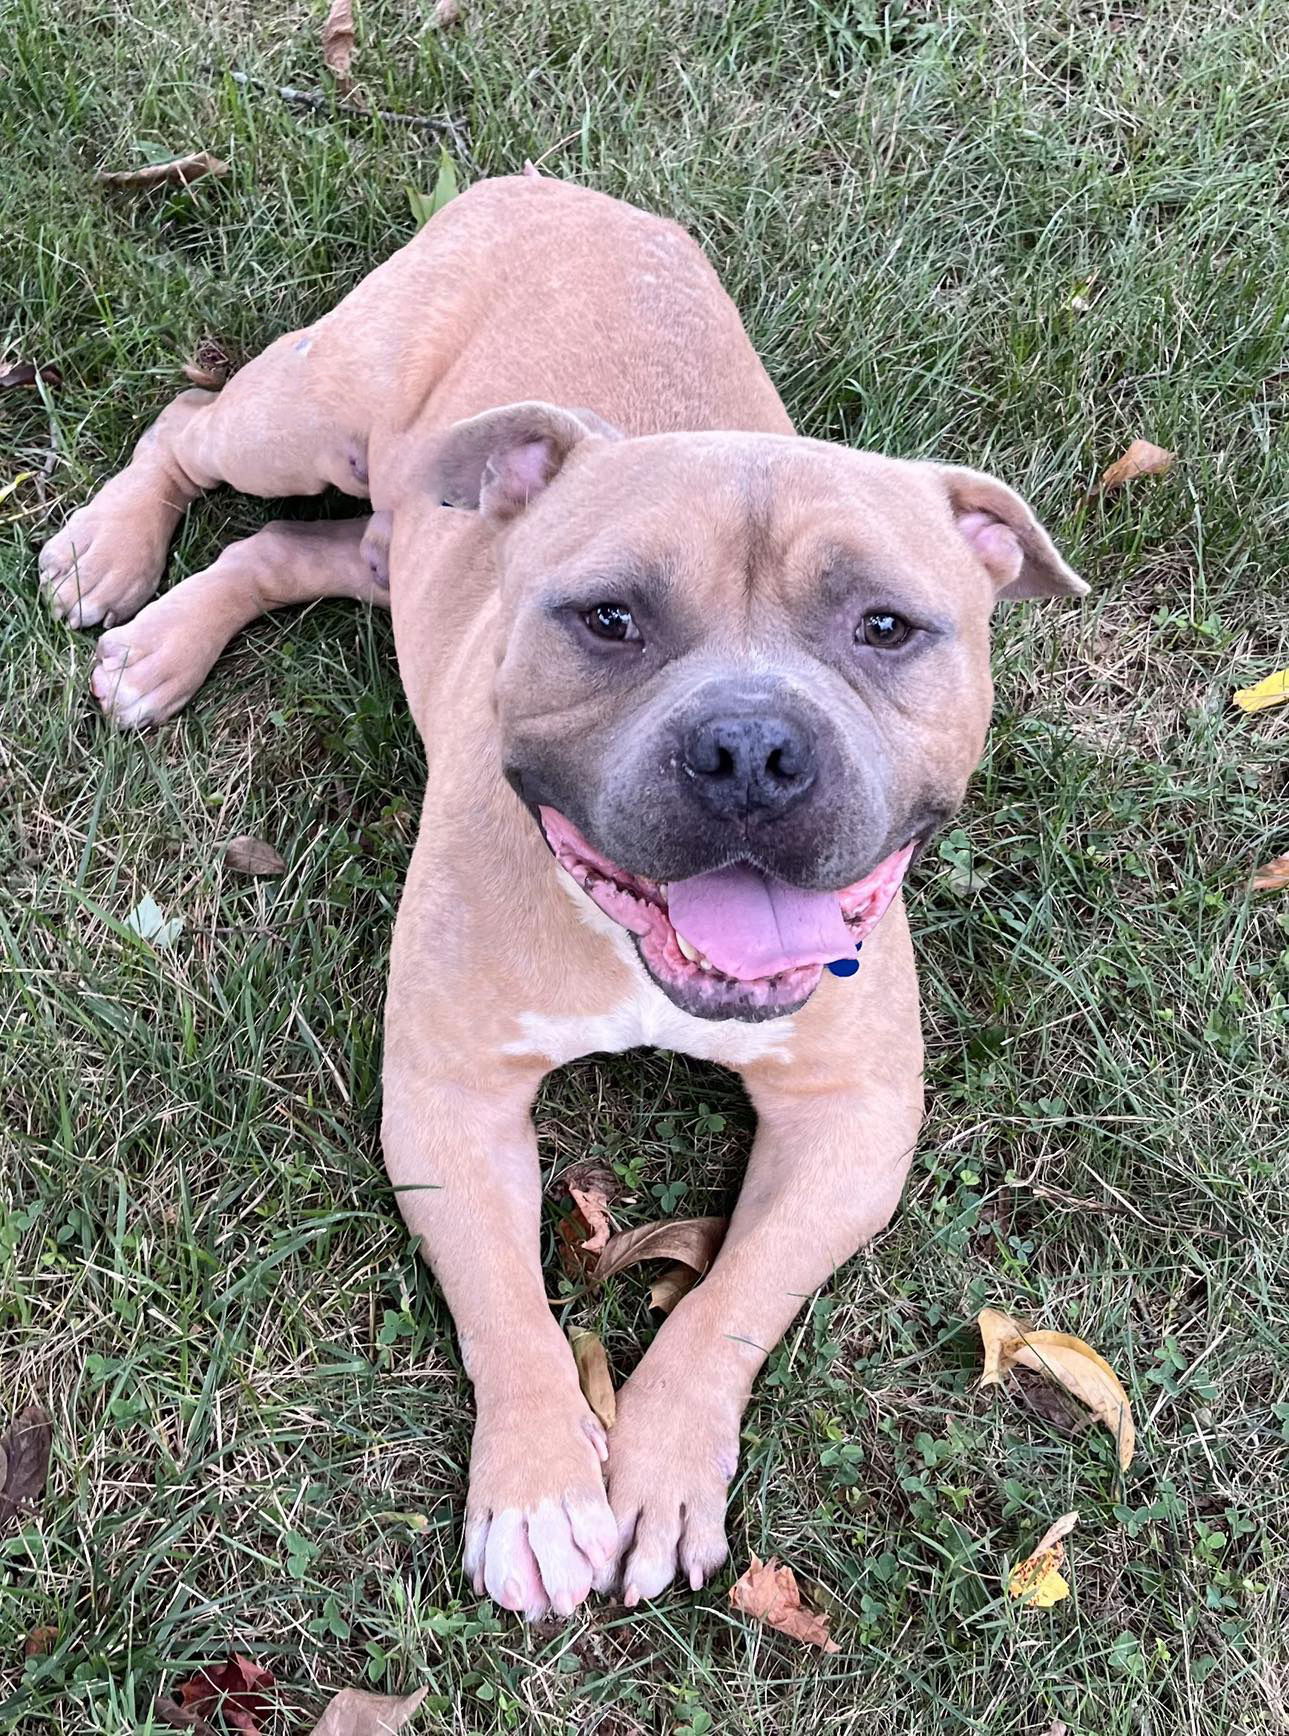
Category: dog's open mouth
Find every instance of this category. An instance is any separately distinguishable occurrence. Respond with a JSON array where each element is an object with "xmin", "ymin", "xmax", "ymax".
[{"xmin": 539, "ymin": 806, "xmax": 918, "ymax": 1021}]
